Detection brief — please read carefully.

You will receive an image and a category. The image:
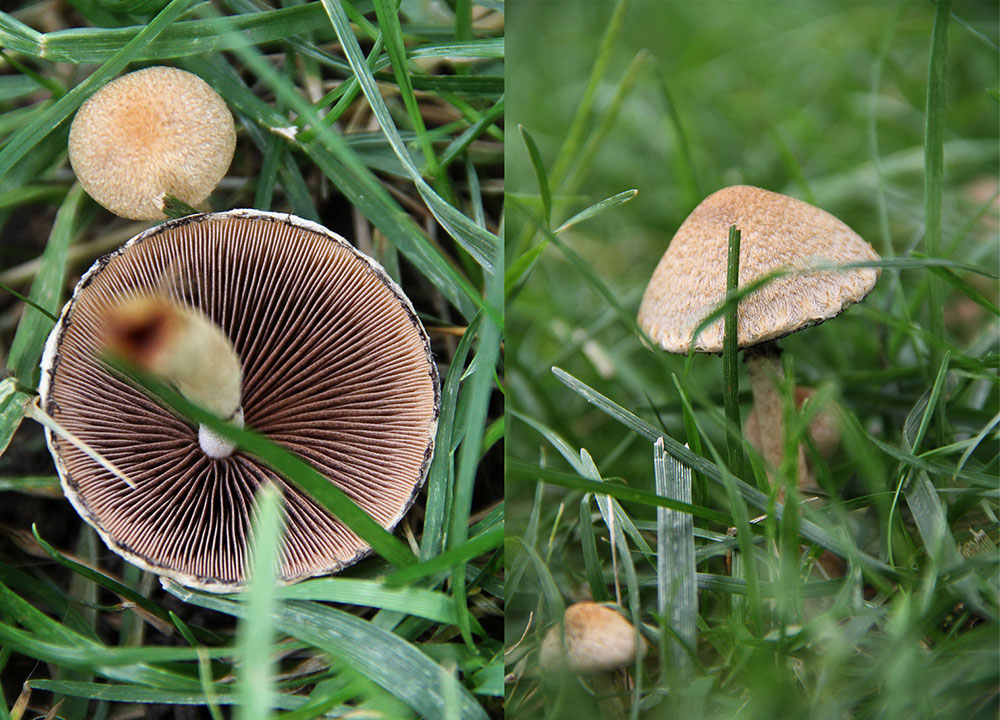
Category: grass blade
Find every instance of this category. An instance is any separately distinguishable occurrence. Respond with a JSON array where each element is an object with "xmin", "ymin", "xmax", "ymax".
[
  {"xmin": 7, "ymin": 184, "xmax": 85, "ymax": 385},
  {"xmin": 421, "ymin": 315, "xmax": 482, "ymax": 560},
  {"xmin": 236, "ymin": 484, "xmax": 282, "ymax": 720},
  {"xmin": 654, "ymin": 438, "xmax": 697, "ymax": 679},
  {"xmin": 277, "ymin": 579, "xmax": 458, "ymax": 624},
  {"xmin": 319, "ymin": 0, "xmax": 499, "ymax": 272},
  {"xmin": 550, "ymin": 366, "xmax": 901, "ymax": 578},
  {"xmin": 27, "ymin": 681, "xmax": 305, "ymax": 710},
  {"xmin": 387, "ymin": 526, "xmax": 503, "ymax": 586},
  {"xmin": 164, "ymin": 584, "xmax": 490, "ymax": 720},
  {"xmin": 554, "ymin": 189, "xmax": 638, "ymax": 234},
  {"xmin": 722, "ymin": 225, "xmax": 744, "ymax": 480},
  {"xmin": 924, "ymin": 0, "xmax": 952, "ymax": 443},
  {"xmin": 518, "ymin": 124, "xmax": 551, "ymax": 227},
  {"xmin": 548, "ymin": 0, "xmax": 629, "ymax": 187},
  {"xmin": 111, "ymin": 366, "xmax": 417, "ymax": 568},
  {"xmin": 0, "ymin": 378, "xmax": 28, "ymax": 458}
]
